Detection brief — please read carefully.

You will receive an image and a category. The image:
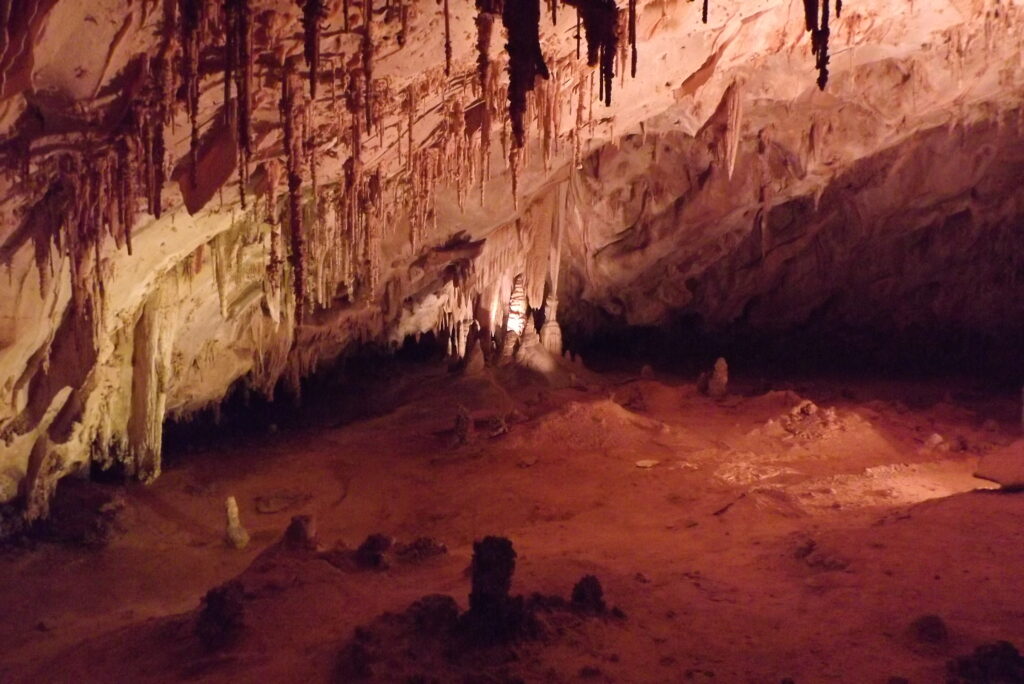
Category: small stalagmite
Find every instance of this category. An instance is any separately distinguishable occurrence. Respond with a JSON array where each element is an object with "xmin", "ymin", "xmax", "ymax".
[
  {"xmin": 539, "ymin": 294, "xmax": 563, "ymax": 356},
  {"xmin": 500, "ymin": 274, "xmax": 529, "ymax": 363},
  {"xmin": 452, "ymin": 405, "xmax": 475, "ymax": 447},
  {"xmin": 225, "ymin": 496, "xmax": 250, "ymax": 550},
  {"xmin": 709, "ymin": 357, "xmax": 729, "ymax": 398},
  {"xmin": 699, "ymin": 357, "xmax": 729, "ymax": 398}
]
